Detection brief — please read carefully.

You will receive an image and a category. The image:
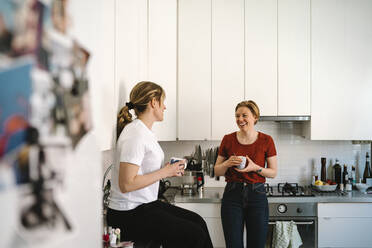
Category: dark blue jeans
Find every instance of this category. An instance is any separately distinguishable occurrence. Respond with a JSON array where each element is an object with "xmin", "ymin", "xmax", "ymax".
[{"xmin": 221, "ymin": 182, "xmax": 268, "ymax": 248}]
